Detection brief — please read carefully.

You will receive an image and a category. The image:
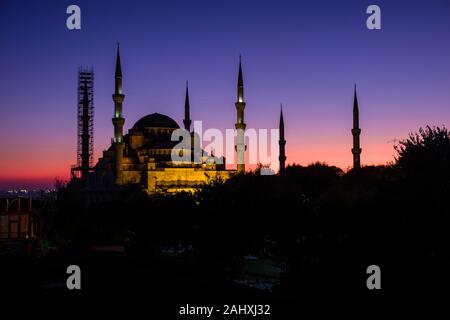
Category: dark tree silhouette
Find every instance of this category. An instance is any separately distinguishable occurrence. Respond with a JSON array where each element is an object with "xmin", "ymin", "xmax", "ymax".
[
  {"xmin": 34, "ymin": 126, "xmax": 450, "ymax": 295},
  {"xmin": 395, "ymin": 125, "xmax": 450, "ymax": 178}
]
